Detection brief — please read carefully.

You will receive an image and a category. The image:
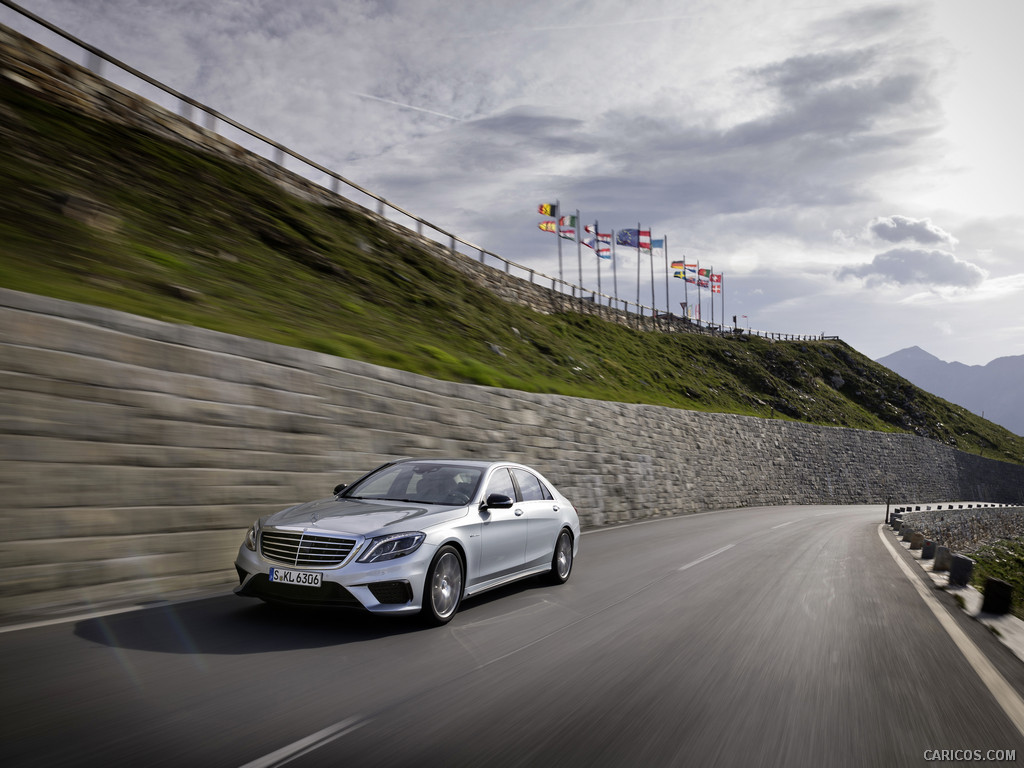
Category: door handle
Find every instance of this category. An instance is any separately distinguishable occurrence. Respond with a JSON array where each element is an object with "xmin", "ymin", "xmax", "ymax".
[
  {"xmin": 552, "ymin": 505, "xmax": 559, "ymax": 512},
  {"xmin": 514, "ymin": 508, "xmax": 524, "ymax": 516}
]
